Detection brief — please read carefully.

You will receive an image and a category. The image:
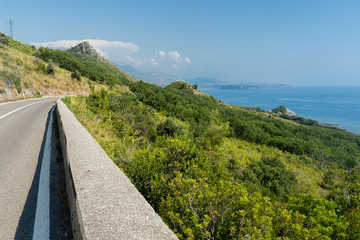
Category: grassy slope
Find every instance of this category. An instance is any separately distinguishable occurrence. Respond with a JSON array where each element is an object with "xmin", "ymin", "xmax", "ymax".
[
  {"xmin": 0, "ymin": 34, "xmax": 92, "ymax": 101},
  {"xmin": 65, "ymin": 90, "xmax": 328, "ymax": 198}
]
